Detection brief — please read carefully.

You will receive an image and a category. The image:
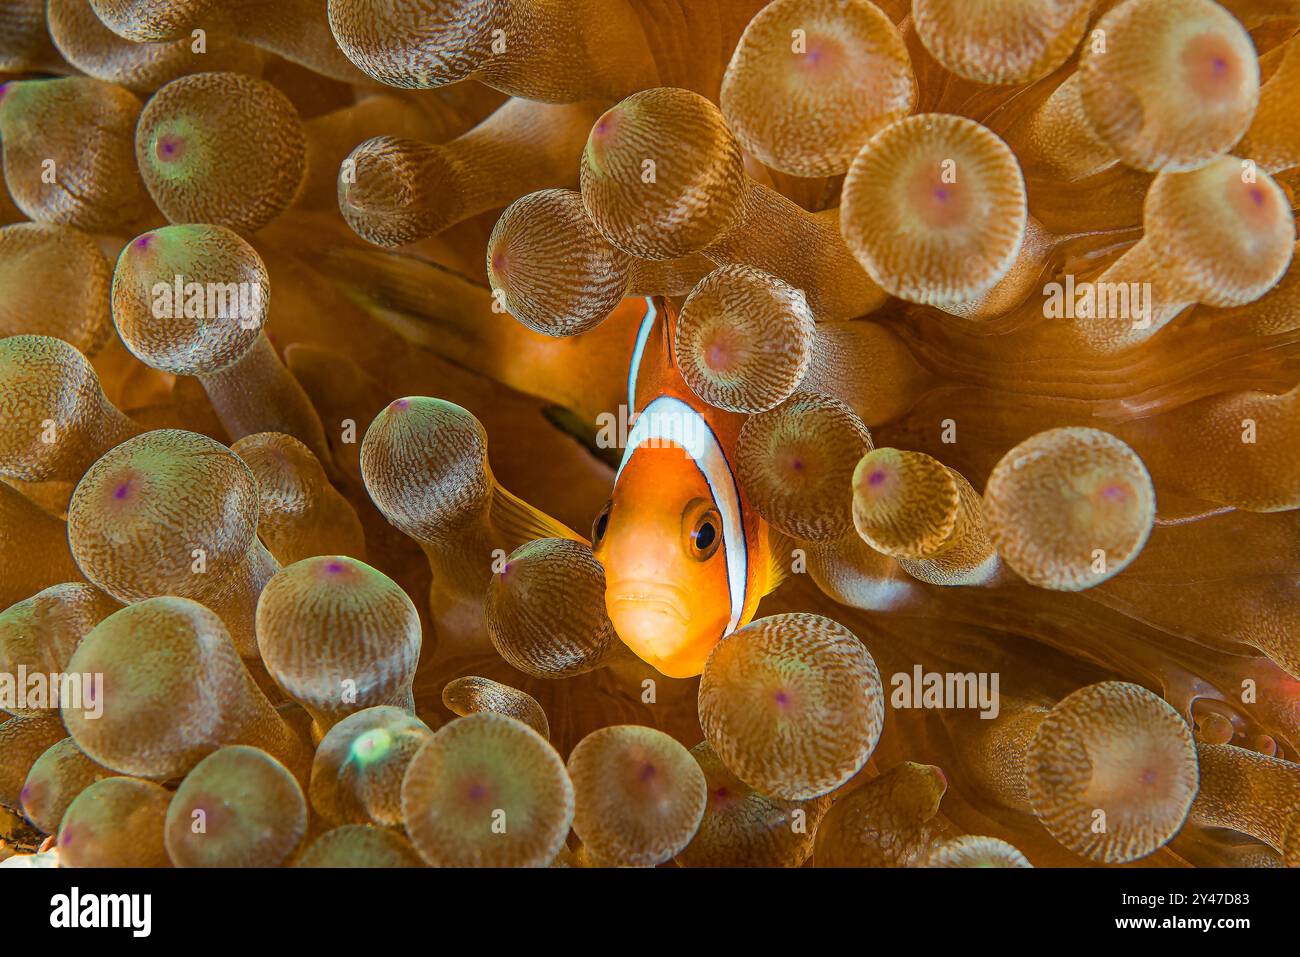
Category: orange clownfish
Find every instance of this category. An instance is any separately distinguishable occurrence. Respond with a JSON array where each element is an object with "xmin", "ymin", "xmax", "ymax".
[{"xmin": 592, "ymin": 297, "xmax": 786, "ymax": 678}]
